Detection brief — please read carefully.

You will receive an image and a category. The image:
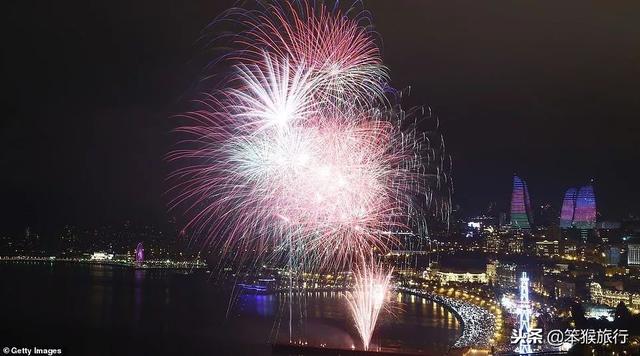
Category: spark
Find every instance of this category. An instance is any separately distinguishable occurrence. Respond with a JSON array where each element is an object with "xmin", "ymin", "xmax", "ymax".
[
  {"xmin": 169, "ymin": 0, "xmax": 451, "ymax": 278},
  {"xmin": 233, "ymin": 1, "xmax": 389, "ymax": 108},
  {"xmin": 345, "ymin": 259, "xmax": 393, "ymax": 350},
  {"xmin": 169, "ymin": 0, "xmax": 452, "ymax": 348}
]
